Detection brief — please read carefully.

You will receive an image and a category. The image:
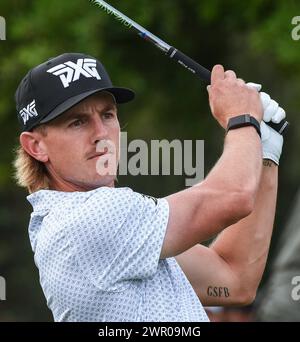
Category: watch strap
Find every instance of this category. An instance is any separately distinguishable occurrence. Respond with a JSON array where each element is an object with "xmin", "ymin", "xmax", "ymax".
[{"xmin": 226, "ymin": 114, "xmax": 261, "ymax": 137}]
